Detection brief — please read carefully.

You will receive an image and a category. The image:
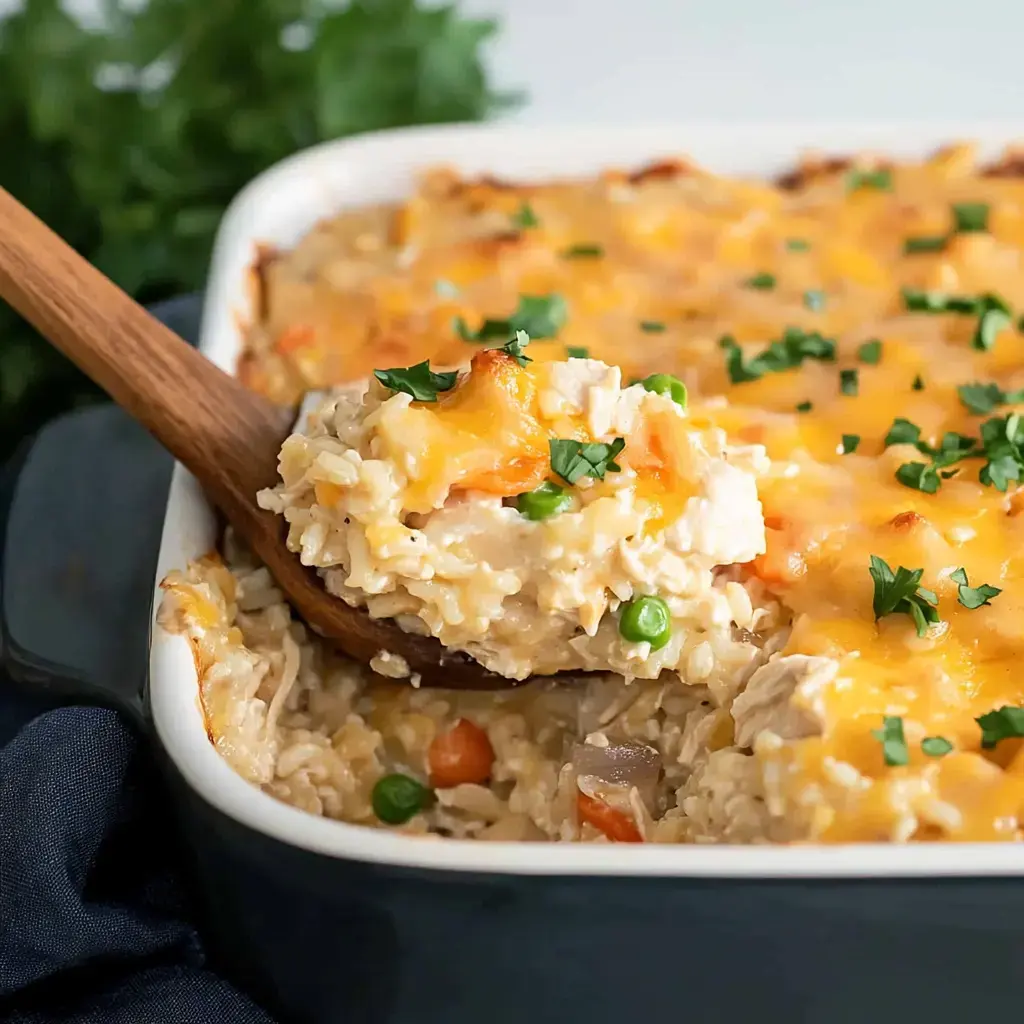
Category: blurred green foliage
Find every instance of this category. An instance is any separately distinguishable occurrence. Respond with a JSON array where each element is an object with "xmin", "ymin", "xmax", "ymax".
[{"xmin": 0, "ymin": 0, "xmax": 518, "ymax": 458}]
